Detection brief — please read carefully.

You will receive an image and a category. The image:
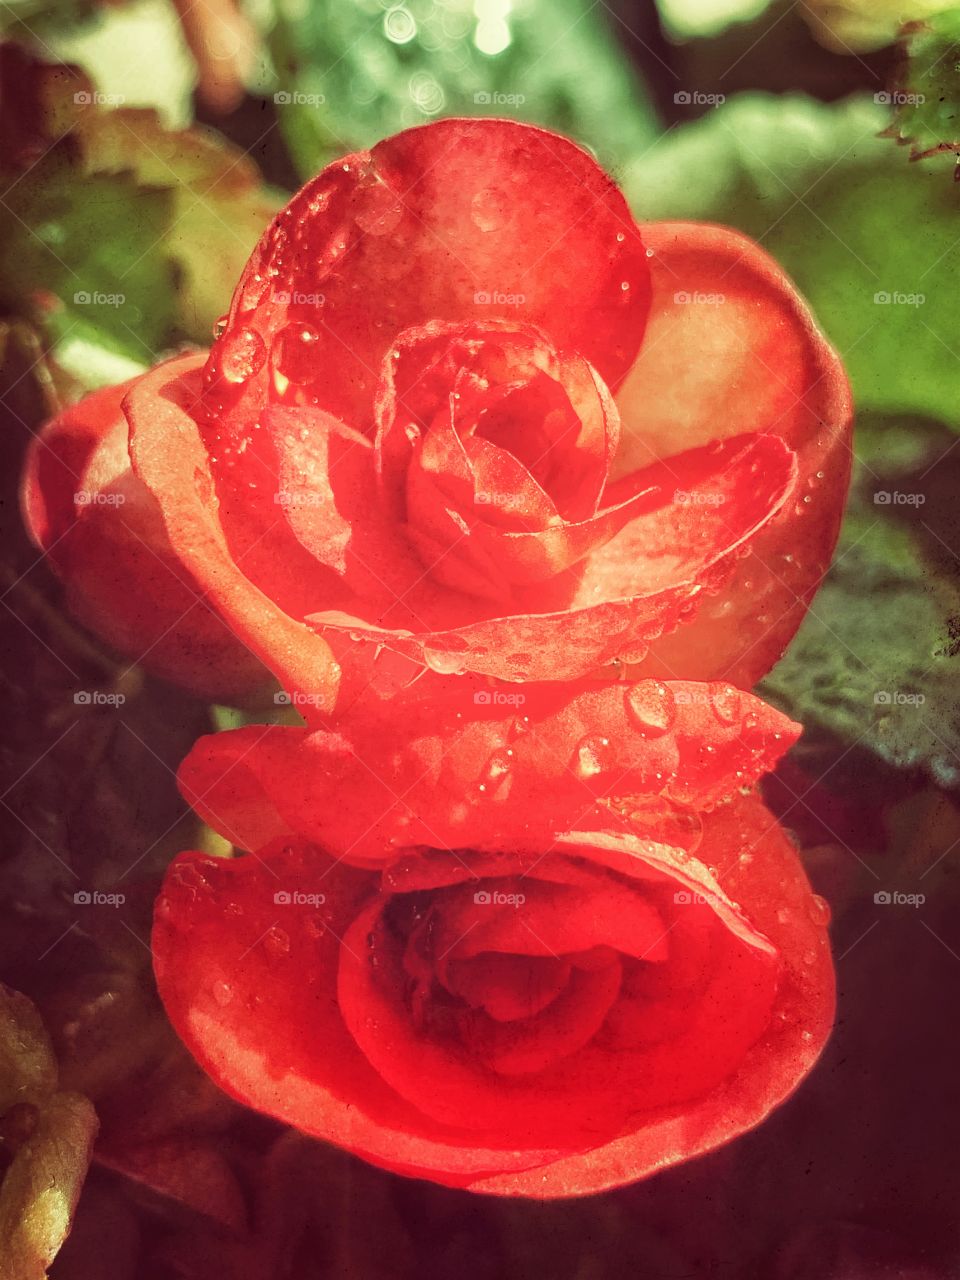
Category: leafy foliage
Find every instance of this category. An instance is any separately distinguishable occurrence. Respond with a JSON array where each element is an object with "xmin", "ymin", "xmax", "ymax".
[{"xmin": 626, "ymin": 93, "xmax": 960, "ymax": 430}]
